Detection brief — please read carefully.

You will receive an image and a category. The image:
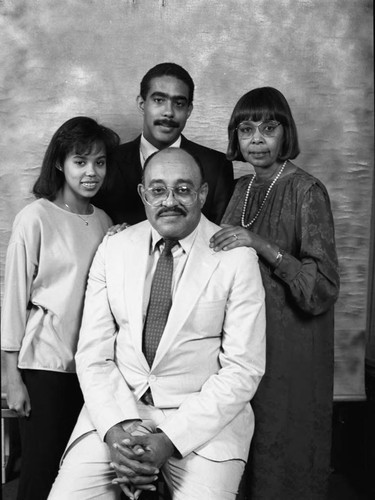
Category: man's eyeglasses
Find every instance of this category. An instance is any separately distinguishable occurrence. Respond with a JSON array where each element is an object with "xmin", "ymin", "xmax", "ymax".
[
  {"xmin": 143, "ymin": 185, "xmax": 199, "ymax": 207},
  {"xmin": 236, "ymin": 120, "xmax": 281, "ymax": 140}
]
